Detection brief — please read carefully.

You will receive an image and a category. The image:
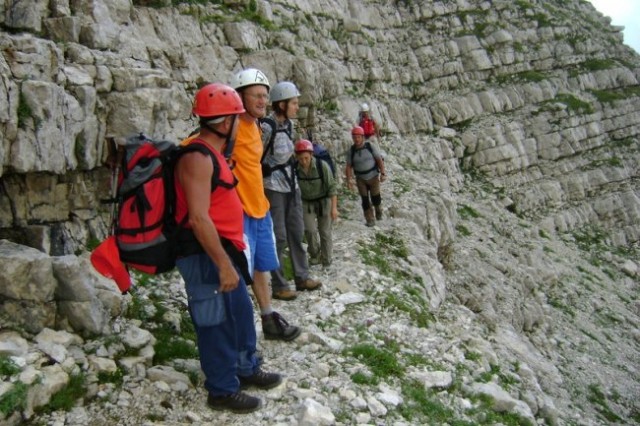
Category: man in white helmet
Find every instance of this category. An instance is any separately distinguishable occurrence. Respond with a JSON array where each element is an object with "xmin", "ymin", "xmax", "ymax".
[
  {"xmin": 358, "ymin": 102, "xmax": 381, "ymax": 141},
  {"xmin": 229, "ymin": 69, "xmax": 301, "ymax": 342}
]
